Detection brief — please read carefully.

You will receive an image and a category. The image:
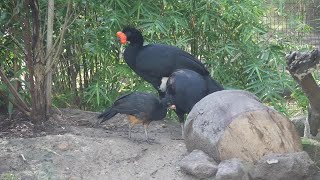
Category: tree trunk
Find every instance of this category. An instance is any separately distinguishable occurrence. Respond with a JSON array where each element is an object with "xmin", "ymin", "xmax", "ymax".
[
  {"xmin": 32, "ymin": 64, "xmax": 47, "ymax": 123},
  {"xmin": 22, "ymin": 0, "xmax": 55, "ymax": 123},
  {"xmin": 65, "ymin": 43, "xmax": 80, "ymax": 106},
  {"xmin": 83, "ymin": 56, "xmax": 89, "ymax": 88},
  {"xmin": 190, "ymin": 0, "xmax": 198, "ymax": 57},
  {"xmin": 25, "ymin": 0, "xmax": 47, "ymax": 124},
  {"xmin": 45, "ymin": 0, "xmax": 54, "ymax": 114},
  {"xmin": 286, "ymin": 49, "xmax": 320, "ymax": 136}
]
